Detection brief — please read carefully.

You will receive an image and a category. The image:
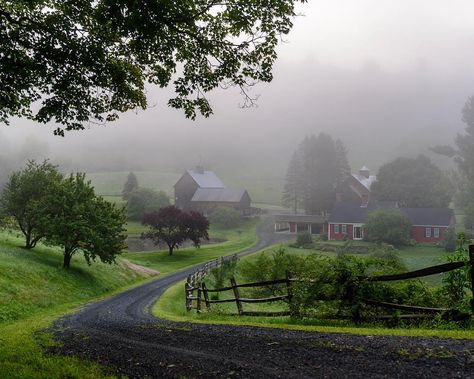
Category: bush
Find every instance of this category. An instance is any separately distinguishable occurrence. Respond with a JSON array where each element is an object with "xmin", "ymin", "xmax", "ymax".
[
  {"xmin": 208, "ymin": 256, "xmax": 239, "ymax": 298},
  {"xmin": 127, "ymin": 188, "xmax": 170, "ymax": 221},
  {"xmin": 443, "ymin": 228, "xmax": 456, "ymax": 252},
  {"xmin": 295, "ymin": 231, "xmax": 313, "ymax": 248},
  {"xmin": 364, "ymin": 209, "xmax": 411, "ymax": 246},
  {"xmin": 208, "ymin": 207, "xmax": 241, "ymax": 229}
]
